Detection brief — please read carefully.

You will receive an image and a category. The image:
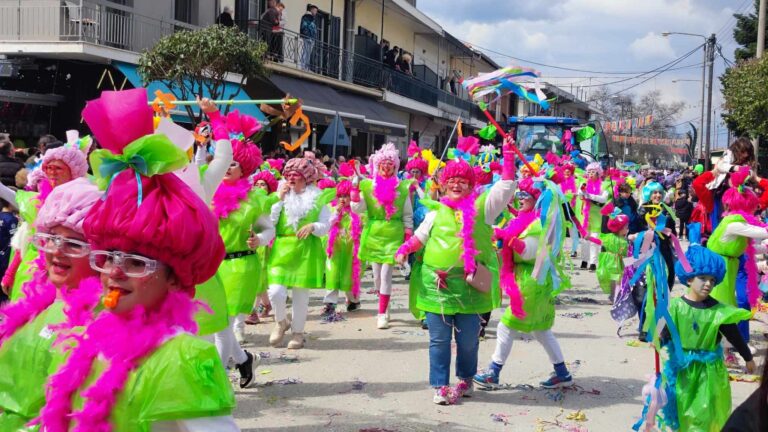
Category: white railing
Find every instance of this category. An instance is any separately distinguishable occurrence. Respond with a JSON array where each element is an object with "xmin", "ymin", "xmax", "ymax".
[{"xmin": 0, "ymin": 3, "xmax": 197, "ymax": 53}]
